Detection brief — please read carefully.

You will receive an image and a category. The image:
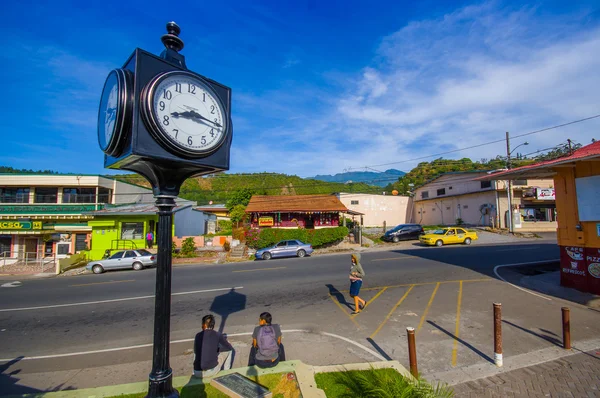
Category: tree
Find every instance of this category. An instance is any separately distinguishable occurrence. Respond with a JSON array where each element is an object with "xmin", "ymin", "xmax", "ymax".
[
  {"xmin": 536, "ymin": 140, "xmax": 582, "ymax": 161},
  {"xmin": 226, "ymin": 188, "xmax": 254, "ymax": 212},
  {"xmin": 230, "ymin": 204, "xmax": 247, "ymax": 227}
]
